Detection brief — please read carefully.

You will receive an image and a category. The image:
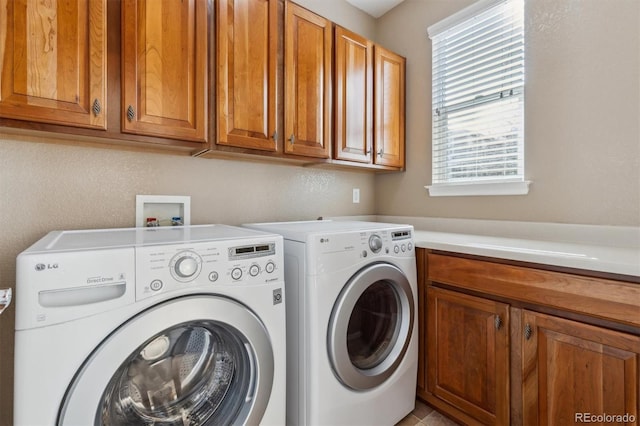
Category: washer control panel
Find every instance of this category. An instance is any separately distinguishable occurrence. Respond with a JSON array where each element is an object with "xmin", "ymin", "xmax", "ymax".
[{"xmin": 136, "ymin": 237, "xmax": 282, "ymax": 301}]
